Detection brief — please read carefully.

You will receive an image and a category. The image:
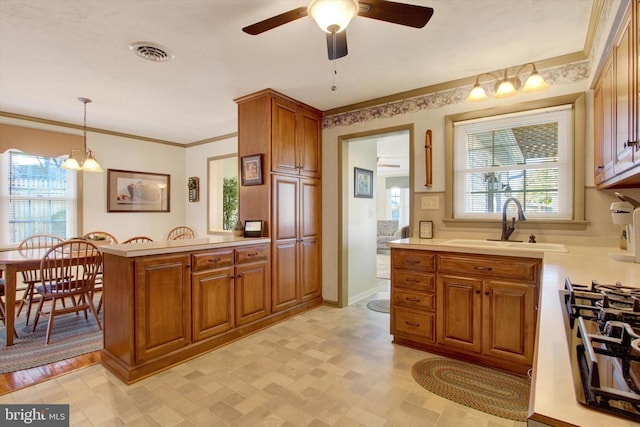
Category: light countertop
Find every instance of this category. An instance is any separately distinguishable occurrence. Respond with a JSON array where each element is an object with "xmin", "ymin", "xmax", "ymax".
[
  {"xmin": 387, "ymin": 238, "xmax": 640, "ymax": 427},
  {"xmin": 98, "ymin": 236, "xmax": 271, "ymax": 258}
]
